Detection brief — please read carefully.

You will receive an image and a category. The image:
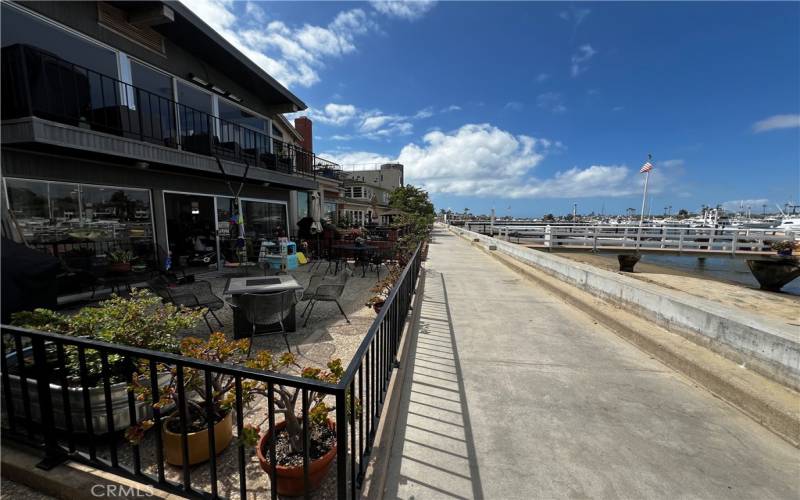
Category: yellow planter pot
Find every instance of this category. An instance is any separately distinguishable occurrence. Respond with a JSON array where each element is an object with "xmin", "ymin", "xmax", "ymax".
[{"xmin": 163, "ymin": 412, "xmax": 234, "ymax": 466}]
